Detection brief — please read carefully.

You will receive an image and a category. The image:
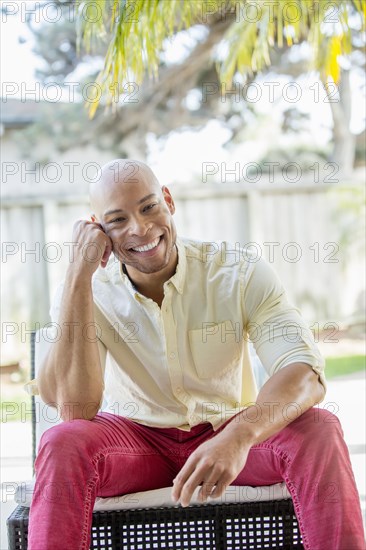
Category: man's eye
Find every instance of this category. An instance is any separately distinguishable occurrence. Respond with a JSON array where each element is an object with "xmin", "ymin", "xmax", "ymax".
[
  {"xmin": 143, "ymin": 203, "xmax": 157, "ymax": 212},
  {"xmin": 110, "ymin": 217, "xmax": 125, "ymax": 223}
]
